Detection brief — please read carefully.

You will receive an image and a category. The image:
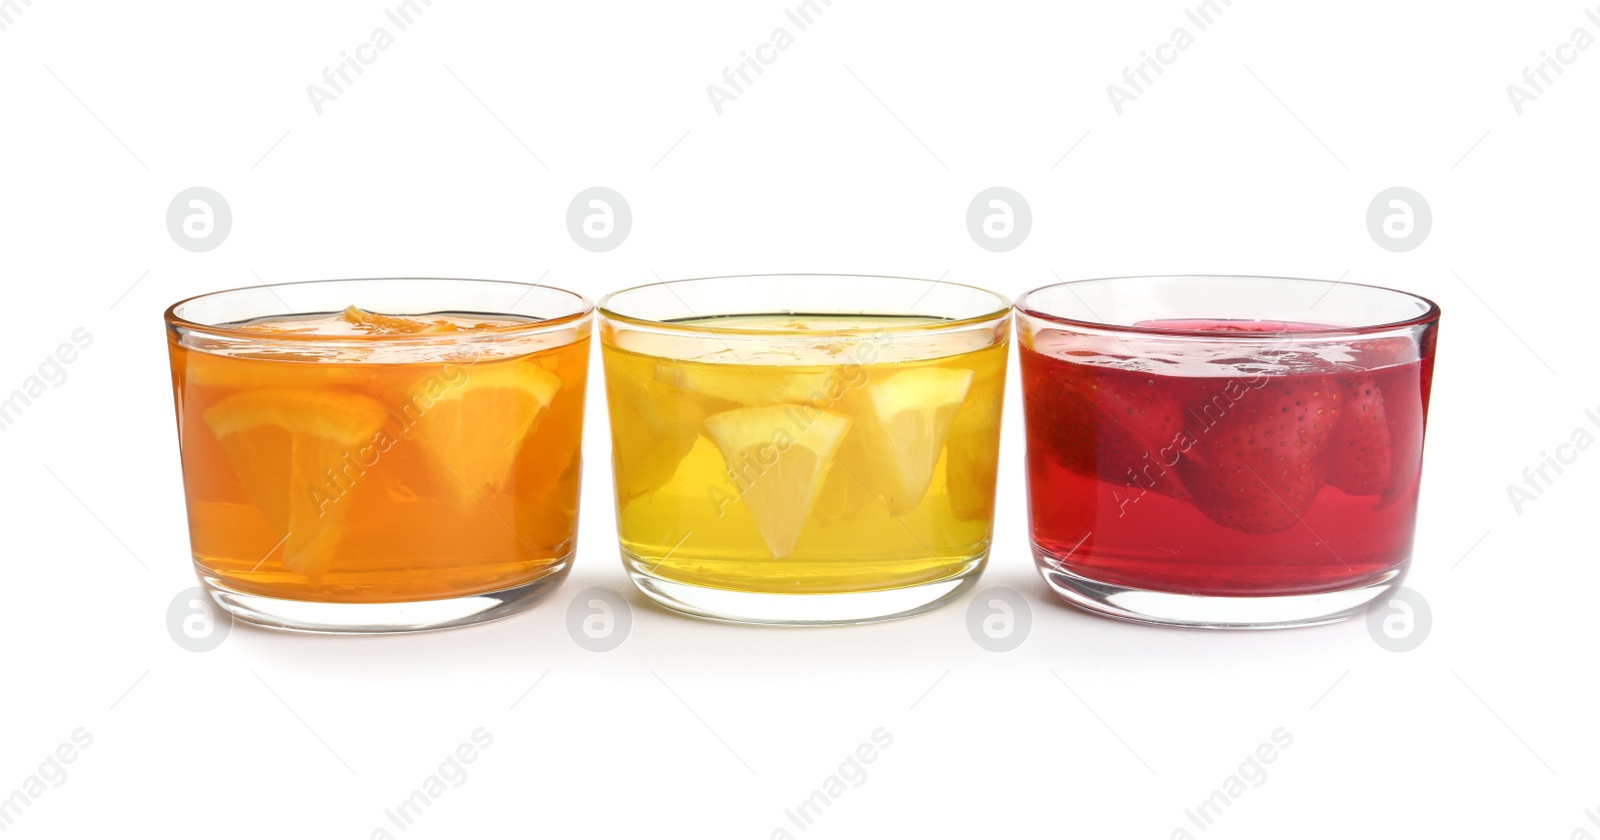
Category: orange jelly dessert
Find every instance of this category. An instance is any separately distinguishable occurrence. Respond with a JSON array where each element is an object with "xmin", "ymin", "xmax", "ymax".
[{"xmin": 168, "ymin": 306, "xmax": 590, "ymax": 604}]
